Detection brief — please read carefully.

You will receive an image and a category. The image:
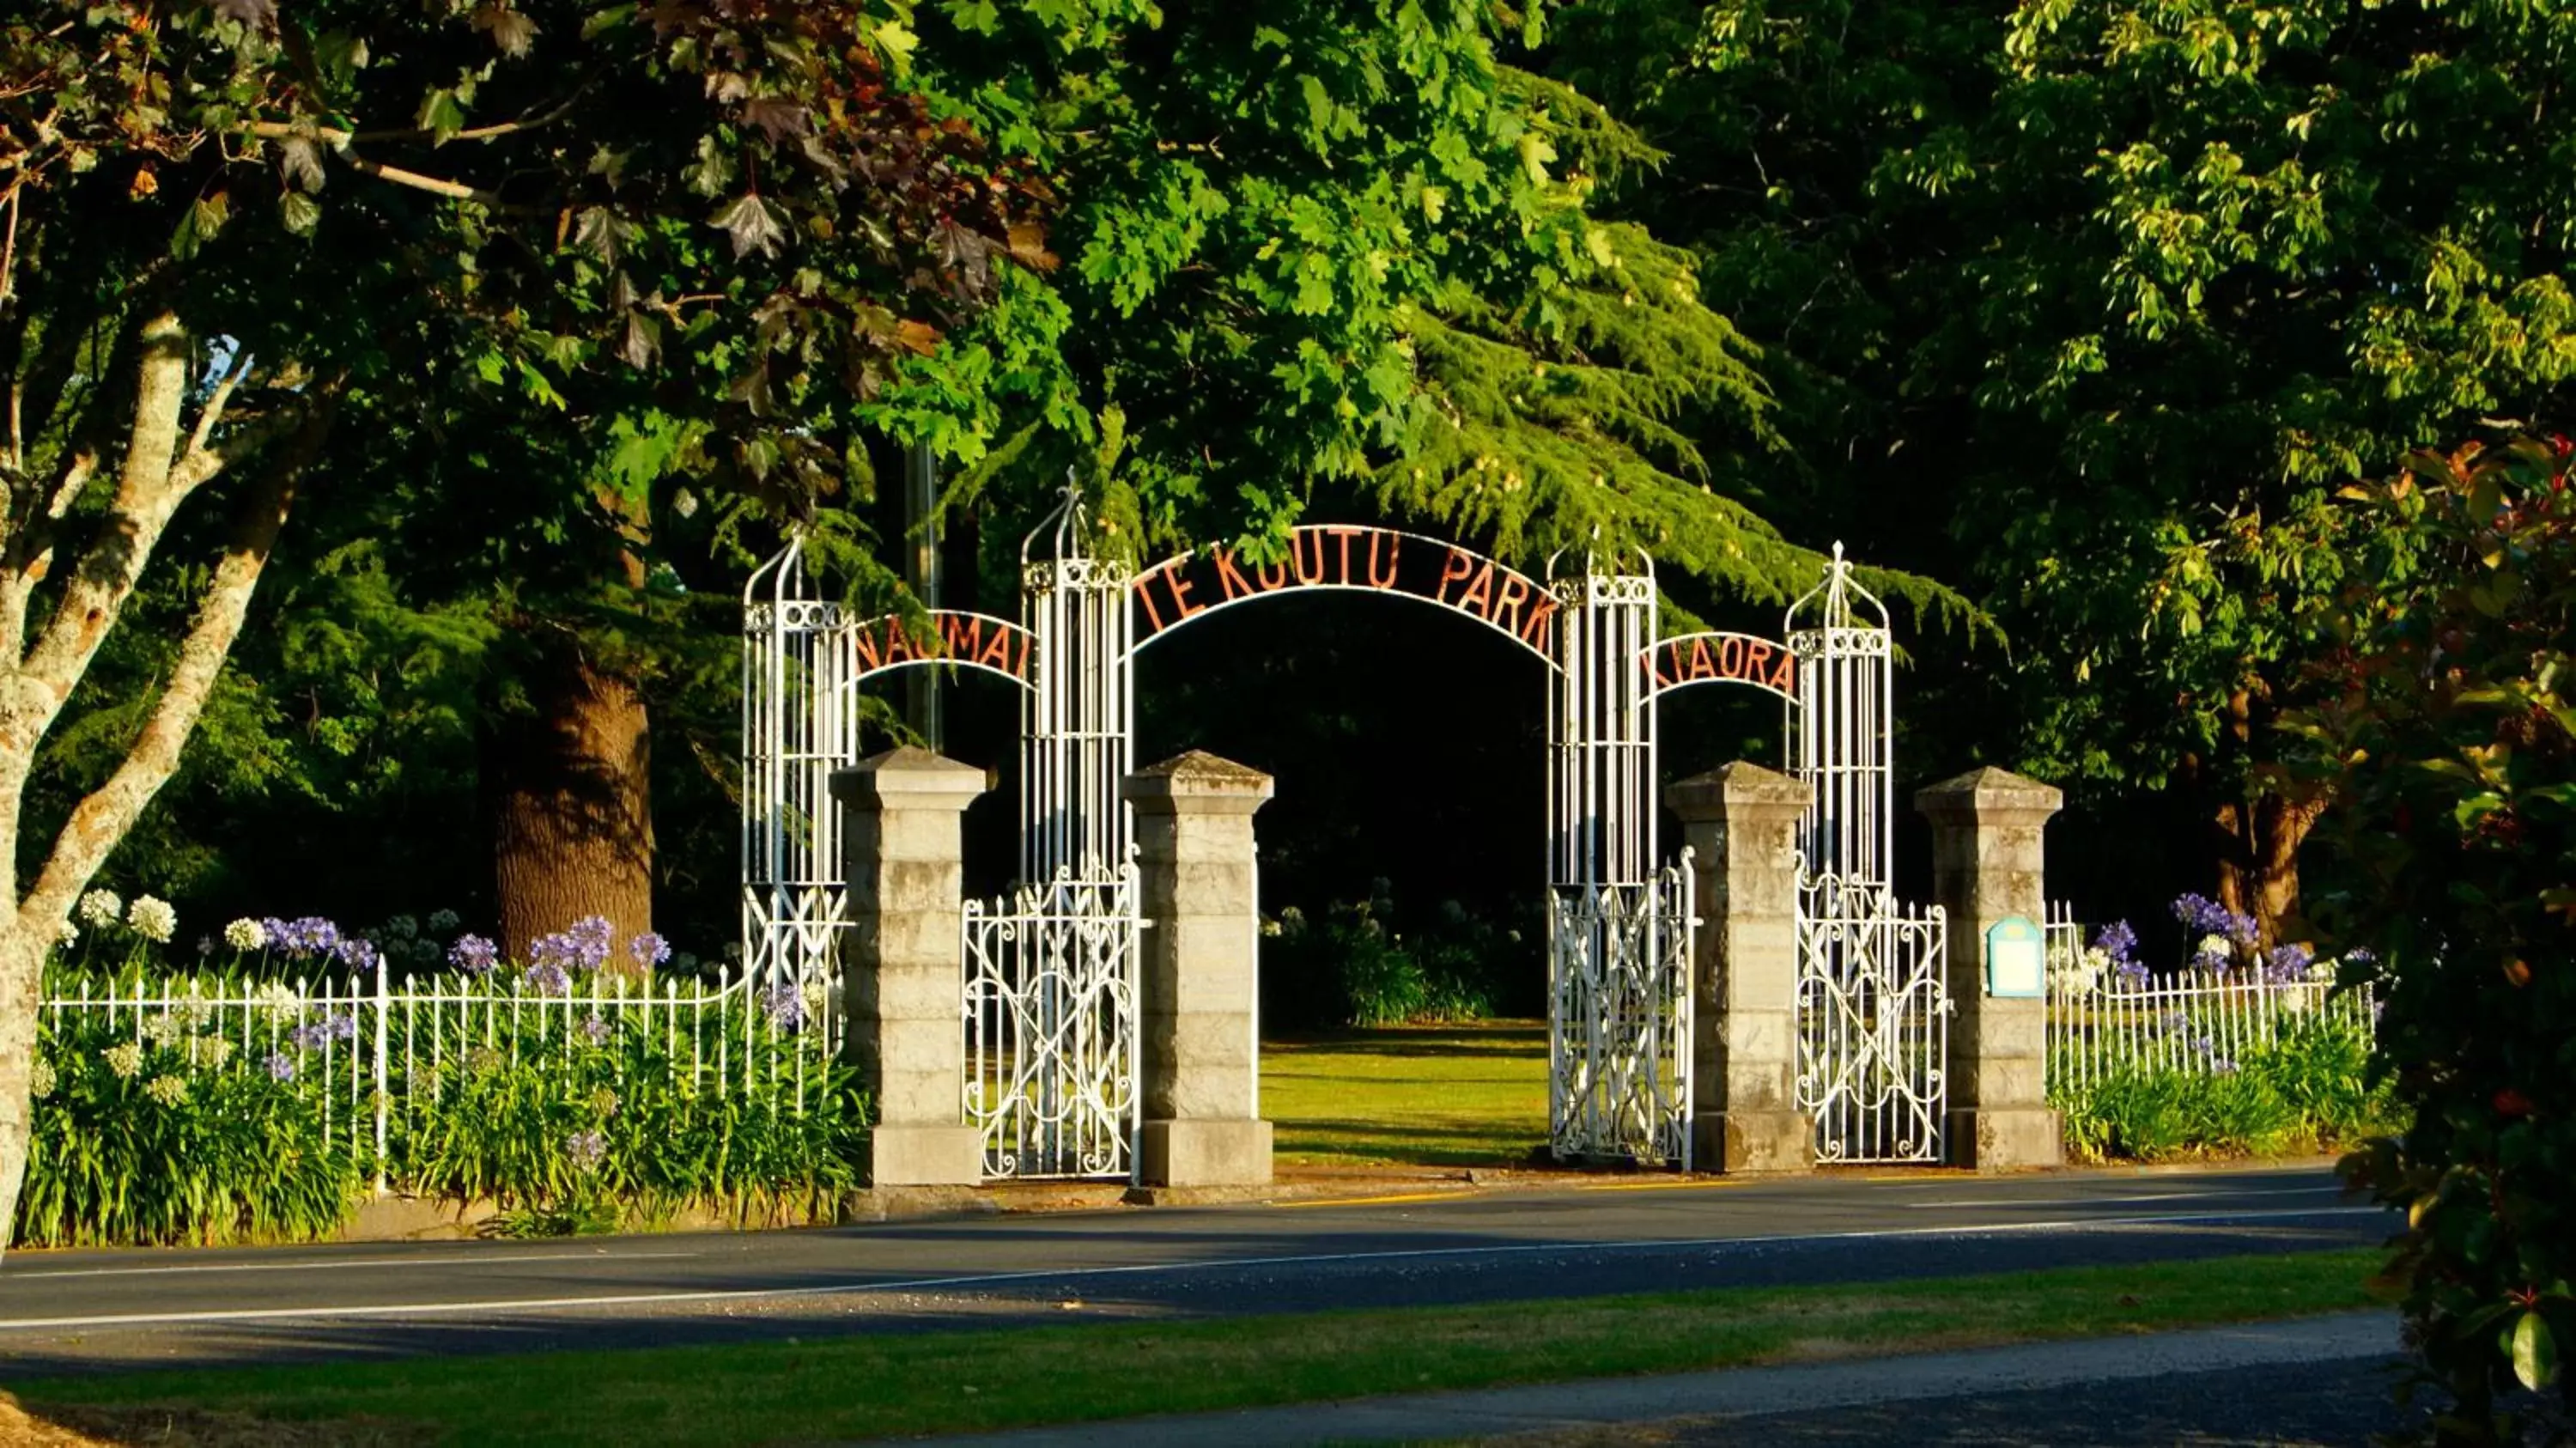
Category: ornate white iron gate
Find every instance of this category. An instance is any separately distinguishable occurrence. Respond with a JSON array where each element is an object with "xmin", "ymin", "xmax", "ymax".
[
  {"xmin": 1785, "ymin": 551, "xmax": 1950, "ymax": 1163},
  {"xmin": 1548, "ymin": 862, "xmax": 1695, "ymax": 1165},
  {"xmin": 1793, "ymin": 871, "xmax": 1947, "ymax": 1163},
  {"xmin": 1545, "ymin": 559, "xmax": 1692, "ymax": 1164},
  {"xmin": 962, "ymin": 866, "xmax": 1141, "ymax": 1179}
]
